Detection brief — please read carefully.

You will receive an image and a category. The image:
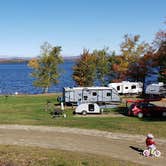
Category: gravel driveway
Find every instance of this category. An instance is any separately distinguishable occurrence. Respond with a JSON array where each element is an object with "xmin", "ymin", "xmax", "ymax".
[{"xmin": 0, "ymin": 125, "xmax": 165, "ymax": 166}]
